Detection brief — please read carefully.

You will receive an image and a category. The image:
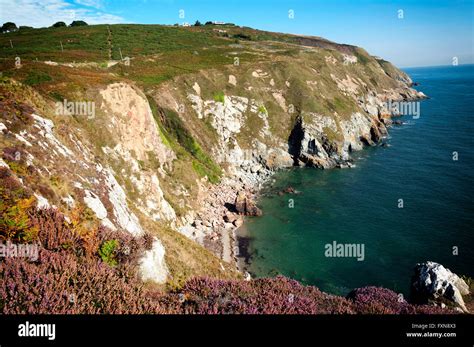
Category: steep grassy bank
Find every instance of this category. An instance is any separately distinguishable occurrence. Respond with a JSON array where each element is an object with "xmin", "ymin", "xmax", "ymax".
[{"xmin": 1, "ymin": 23, "xmax": 448, "ymax": 314}]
